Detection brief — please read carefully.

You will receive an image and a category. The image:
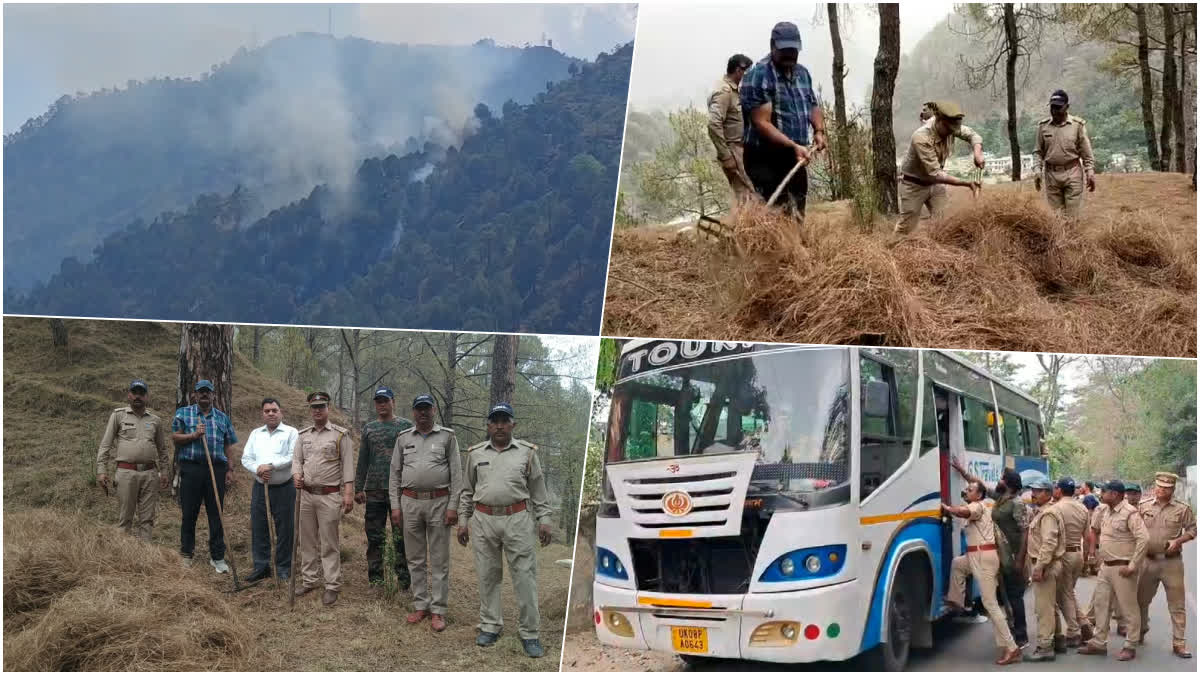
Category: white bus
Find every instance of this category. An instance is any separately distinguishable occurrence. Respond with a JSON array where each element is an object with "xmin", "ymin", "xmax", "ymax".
[{"xmin": 591, "ymin": 340, "xmax": 1048, "ymax": 670}]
